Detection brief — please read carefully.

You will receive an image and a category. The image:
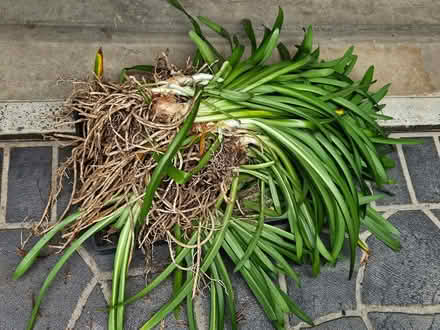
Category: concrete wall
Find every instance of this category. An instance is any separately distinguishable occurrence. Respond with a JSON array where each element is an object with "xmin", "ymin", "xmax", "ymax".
[
  {"xmin": 1, "ymin": 0, "xmax": 439, "ymax": 34},
  {"xmin": 0, "ymin": 0, "xmax": 439, "ymax": 99}
]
